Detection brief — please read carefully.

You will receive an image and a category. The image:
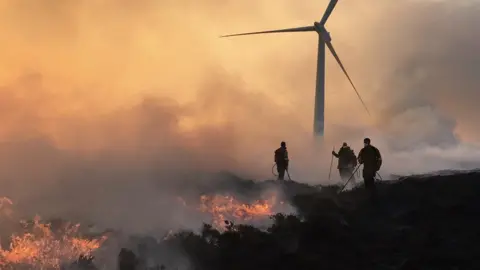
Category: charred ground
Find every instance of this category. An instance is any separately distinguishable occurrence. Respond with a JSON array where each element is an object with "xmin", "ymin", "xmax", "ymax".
[
  {"xmin": 112, "ymin": 171, "xmax": 480, "ymax": 270},
  {"xmin": 4, "ymin": 171, "xmax": 479, "ymax": 269}
]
